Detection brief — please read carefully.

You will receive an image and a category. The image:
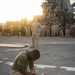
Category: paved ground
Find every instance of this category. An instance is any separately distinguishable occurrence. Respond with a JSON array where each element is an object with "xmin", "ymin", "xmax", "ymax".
[
  {"xmin": 0, "ymin": 36, "xmax": 75, "ymax": 75},
  {"xmin": 0, "ymin": 36, "xmax": 75, "ymax": 47}
]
